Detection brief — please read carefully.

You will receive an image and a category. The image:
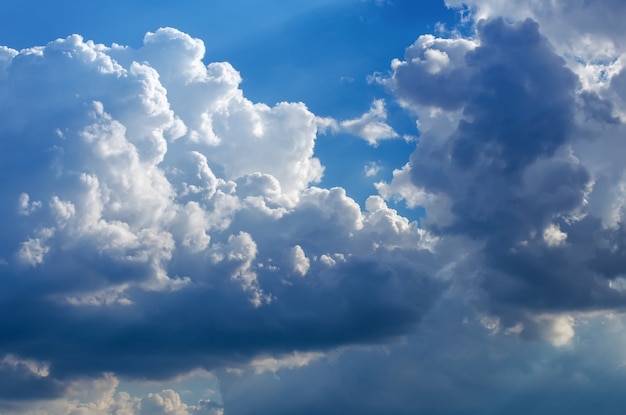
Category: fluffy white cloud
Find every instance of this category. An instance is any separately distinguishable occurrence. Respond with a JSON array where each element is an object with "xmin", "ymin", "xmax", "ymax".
[
  {"xmin": 542, "ymin": 224, "xmax": 568, "ymax": 248},
  {"xmin": 339, "ymin": 99, "xmax": 398, "ymax": 145},
  {"xmin": 18, "ymin": 192, "xmax": 42, "ymax": 216},
  {"xmin": 290, "ymin": 245, "xmax": 310, "ymax": 277},
  {"xmin": 0, "ymin": 27, "xmax": 440, "ymax": 412}
]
